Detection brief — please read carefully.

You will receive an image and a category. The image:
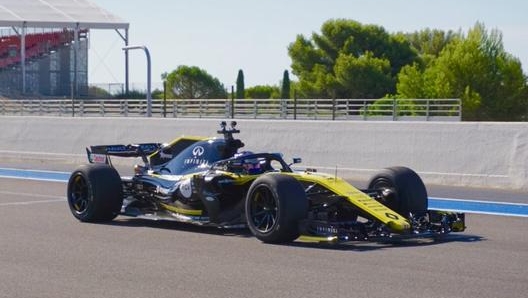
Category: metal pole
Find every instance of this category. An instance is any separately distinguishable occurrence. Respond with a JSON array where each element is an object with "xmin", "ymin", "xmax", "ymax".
[
  {"xmin": 163, "ymin": 80, "xmax": 167, "ymax": 118},
  {"xmin": 293, "ymin": 89, "xmax": 297, "ymax": 120},
  {"xmin": 231, "ymin": 85, "xmax": 235, "ymax": 119},
  {"xmin": 332, "ymin": 97, "xmax": 336, "ymax": 120},
  {"xmin": 71, "ymin": 82, "xmax": 75, "ymax": 117},
  {"xmin": 21, "ymin": 24, "xmax": 26, "ymax": 94},
  {"xmin": 393, "ymin": 98, "xmax": 397, "ymax": 121},
  {"xmin": 124, "ymin": 29, "xmax": 129, "ymax": 95},
  {"xmin": 122, "ymin": 45, "xmax": 152, "ymax": 117},
  {"xmin": 73, "ymin": 24, "xmax": 79, "ymax": 98}
]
